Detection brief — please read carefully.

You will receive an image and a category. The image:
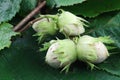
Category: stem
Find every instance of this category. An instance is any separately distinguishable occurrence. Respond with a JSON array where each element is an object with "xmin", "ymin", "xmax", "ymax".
[
  {"xmin": 18, "ymin": 18, "xmax": 42, "ymax": 32},
  {"xmin": 13, "ymin": 1, "xmax": 46, "ymax": 32}
]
